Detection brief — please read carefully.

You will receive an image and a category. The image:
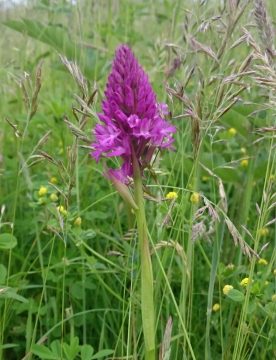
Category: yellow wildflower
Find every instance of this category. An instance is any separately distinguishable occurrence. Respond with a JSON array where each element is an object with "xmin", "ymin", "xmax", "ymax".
[
  {"xmin": 240, "ymin": 277, "xmax": 251, "ymax": 287},
  {"xmin": 166, "ymin": 191, "xmax": 178, "ymax": 200},
  {"xmin": 240, "ymin": 159, "xmax": 249, "ymax": 168},
  {"xmin": 258, "ymin": 258, "xmax": 268, "ymax": 266},
  {"xmin": 74, "ymin": 217, "xmax": 82, "ymax": 226},
  {"xmin": 38, "ymin": 186, "xmax": 48, "ymax": 197},
  {"xmin": 57, "ymin": 205, "xmax": 67, "ymax": 217},
  {"xmin": 223, "ymin": 285, "xmax": 233, "ymax": 295},
  {"xmin": 50, "ymin": 193, "xmax": 58, "ymax": 202},
  {"xmin": 190, "ymin": 192, "xmax": 200, "ymax": 204},
  {"xmin": 212, "ymin": 303, "xmax": 220, "ymax": 312},
  {"xmin": 272, "ymin": 294, "xmax": 276, "ymax": 302},
  {"xmin": 259, "ymin": 227, "xmax": 269, "ymax": 237},
  {"xmin": 228, "ymin": 127, "xmax": 237, "ymax": 136},
  {"xmin": 50, "ymin": 176, "xmax": 58, "ymax": 185}
]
